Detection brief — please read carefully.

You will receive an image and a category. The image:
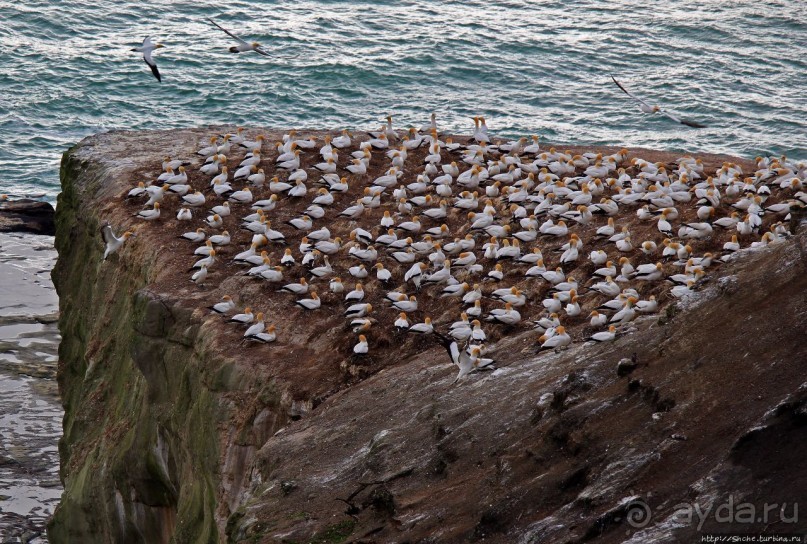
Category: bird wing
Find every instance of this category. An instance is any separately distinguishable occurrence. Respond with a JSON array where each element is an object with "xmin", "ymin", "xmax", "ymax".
[
  {"xmin": 658, "ymin": 109, "xmax": 707, "ymax": 128},
  {"xmin": 432, "ymin": 331, "xmax": 460, "ymax": 366},
  {"xmin": 254, "ymin": 45, "xmax": 271, "ymax": 57},
  {"xmin": 143, "ymin": 51, "xmax": 161, "ymax": 82},
  {"xmin": 207, "ymin": 18, "xmax": 249, "ymax": 46},
  {"xmin": 100, "ymin": 224, "xmax": 116, "ymax": 244},
  {"xmin": 610, "ymin": 74, "xmax": 653, "ymax": 110},
  {"xmin": 142, "ymin": 37, "xmax": 155, "ymax": 48}
]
